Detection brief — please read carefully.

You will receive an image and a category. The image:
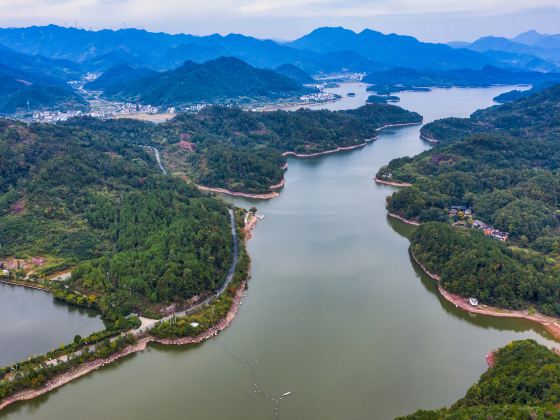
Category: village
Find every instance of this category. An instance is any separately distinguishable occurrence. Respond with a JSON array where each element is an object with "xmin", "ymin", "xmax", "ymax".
[{"xmin": 449, "ymin": 205, "xmax": 509, "ymax": 242}]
